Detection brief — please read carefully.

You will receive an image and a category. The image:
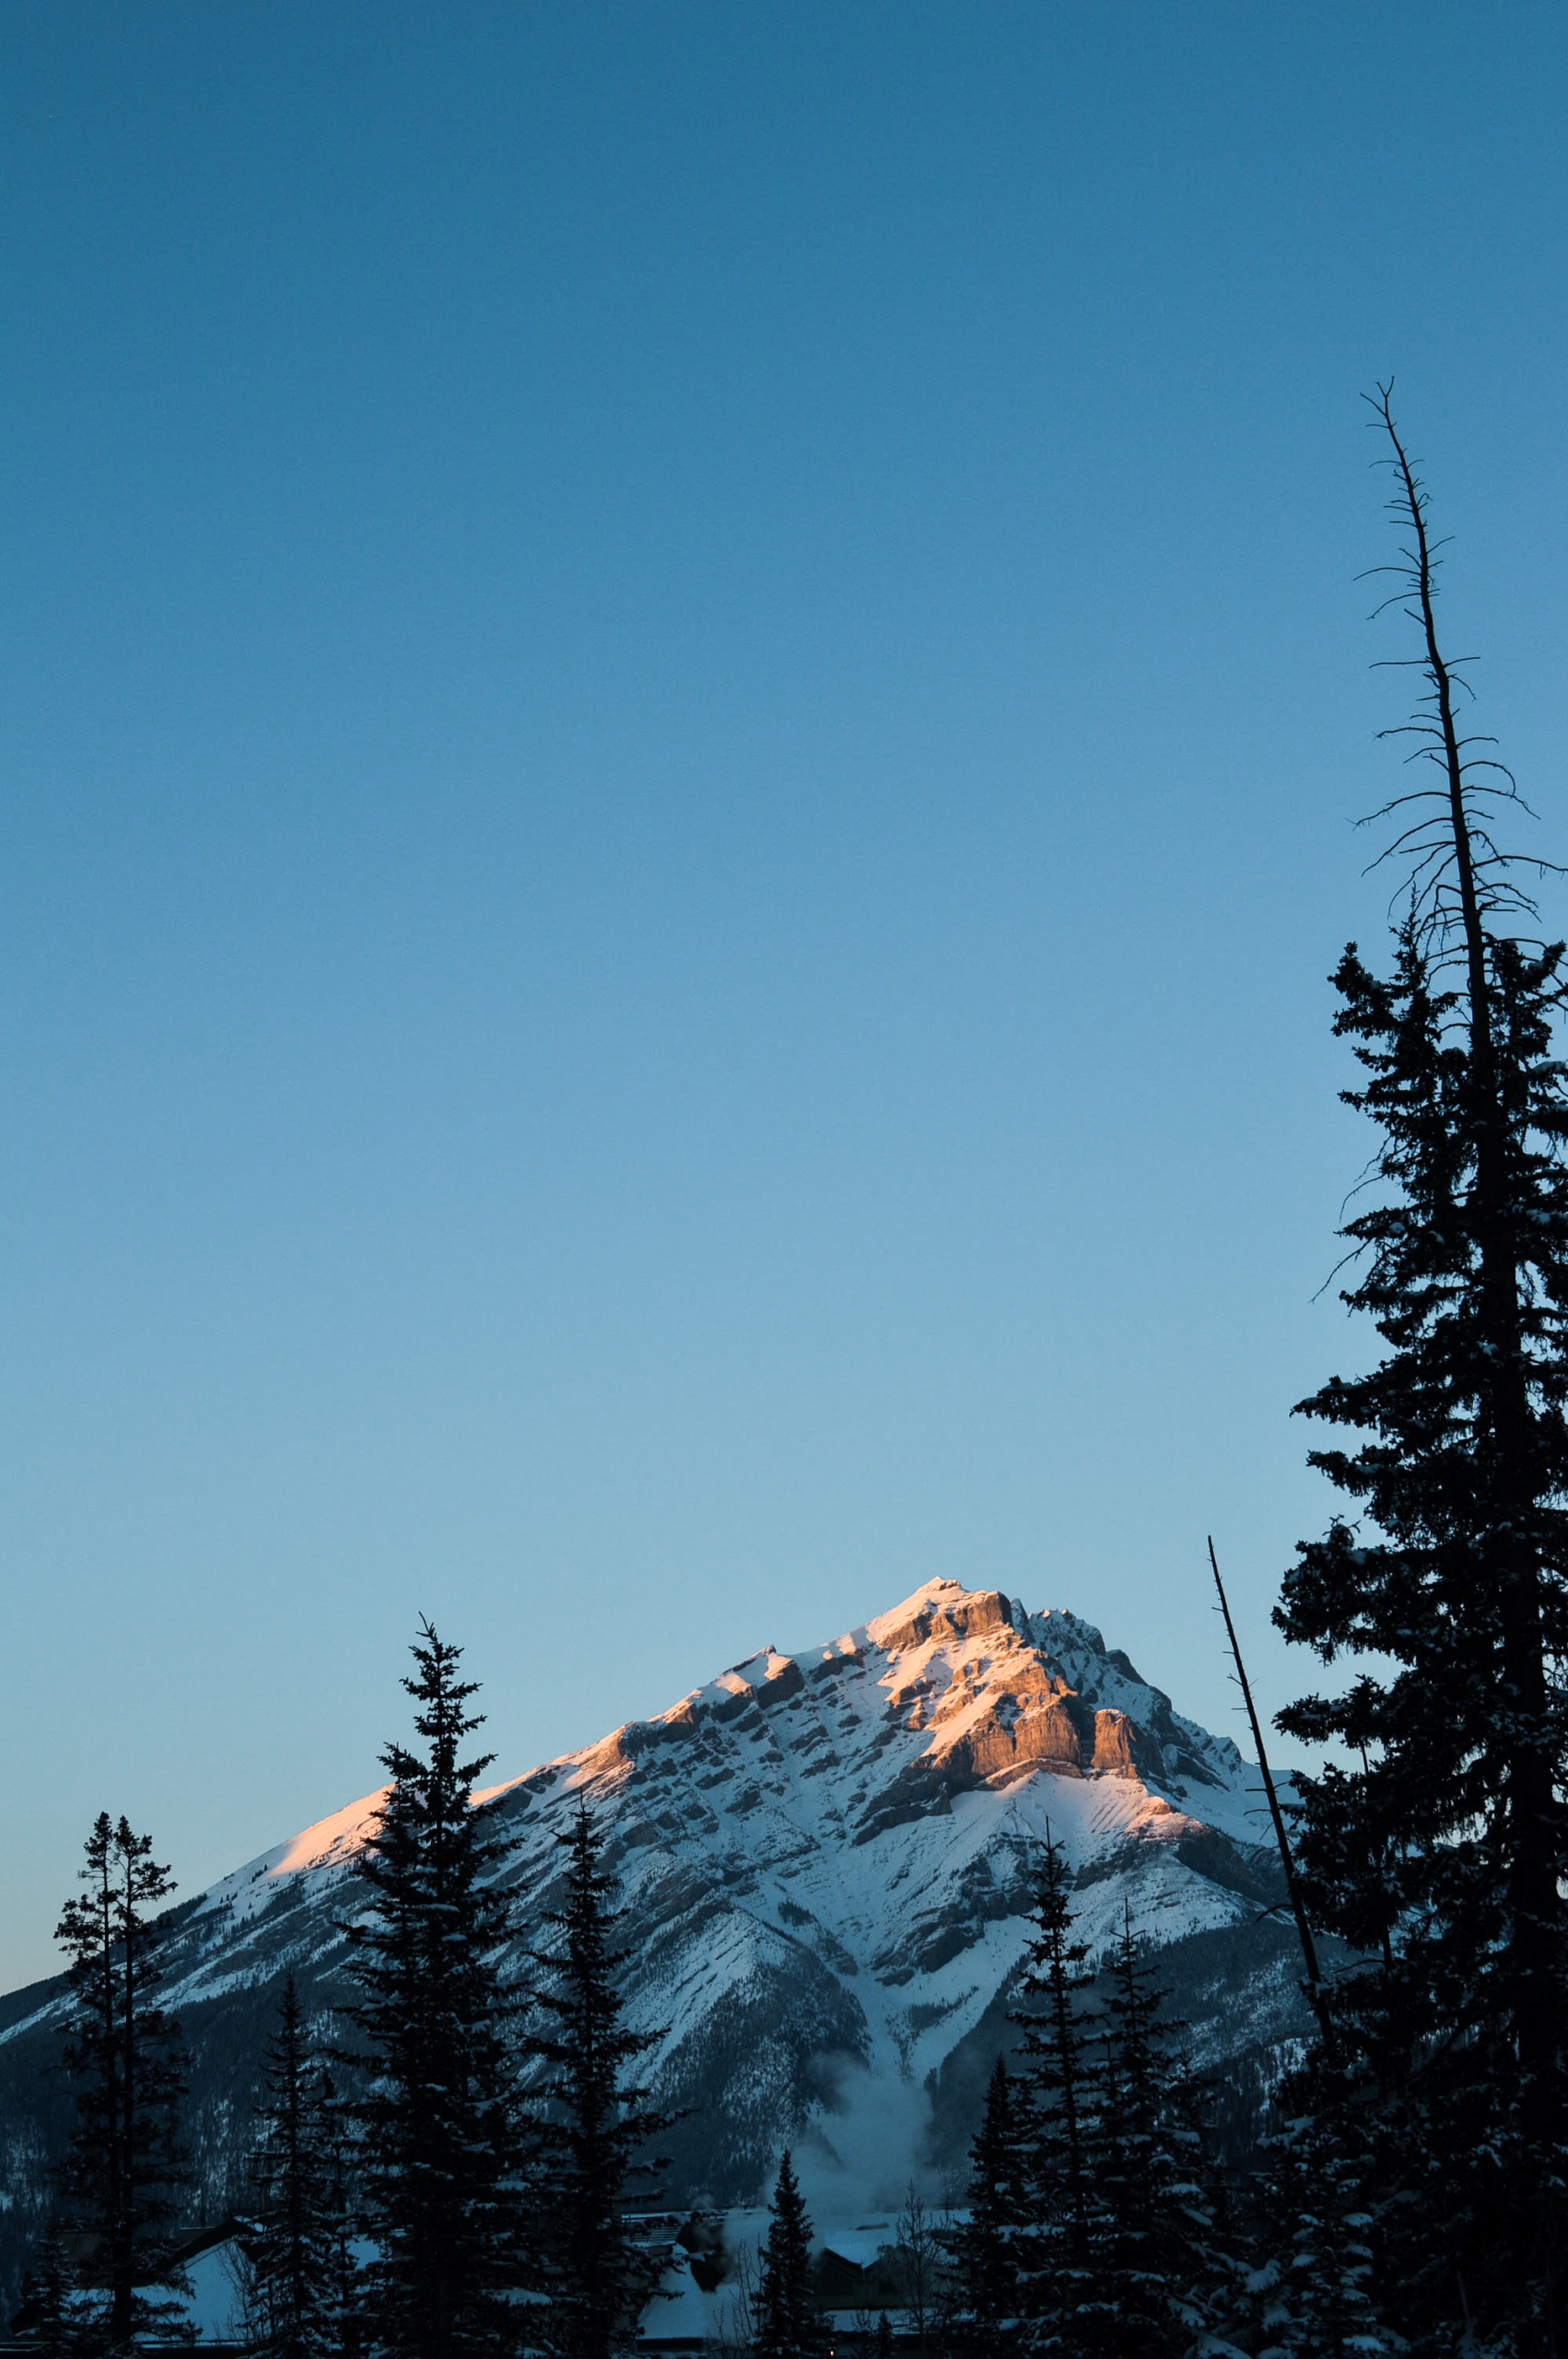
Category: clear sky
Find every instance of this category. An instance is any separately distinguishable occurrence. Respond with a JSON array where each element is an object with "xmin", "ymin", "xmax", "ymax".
[{"xmin": 2, "ymin": 4, "xmax": 1565, "ymax": 1990}]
